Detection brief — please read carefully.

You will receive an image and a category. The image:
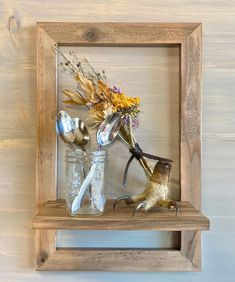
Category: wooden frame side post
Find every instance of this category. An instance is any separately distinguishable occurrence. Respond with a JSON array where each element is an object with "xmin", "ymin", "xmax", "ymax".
[
  {"xmin": 36, "ymin": 24, "xmax": 57, "ymax": 269},
  {"xmin": 180, "ymin": 24, "xmax": 202, "ymax": 271}
]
